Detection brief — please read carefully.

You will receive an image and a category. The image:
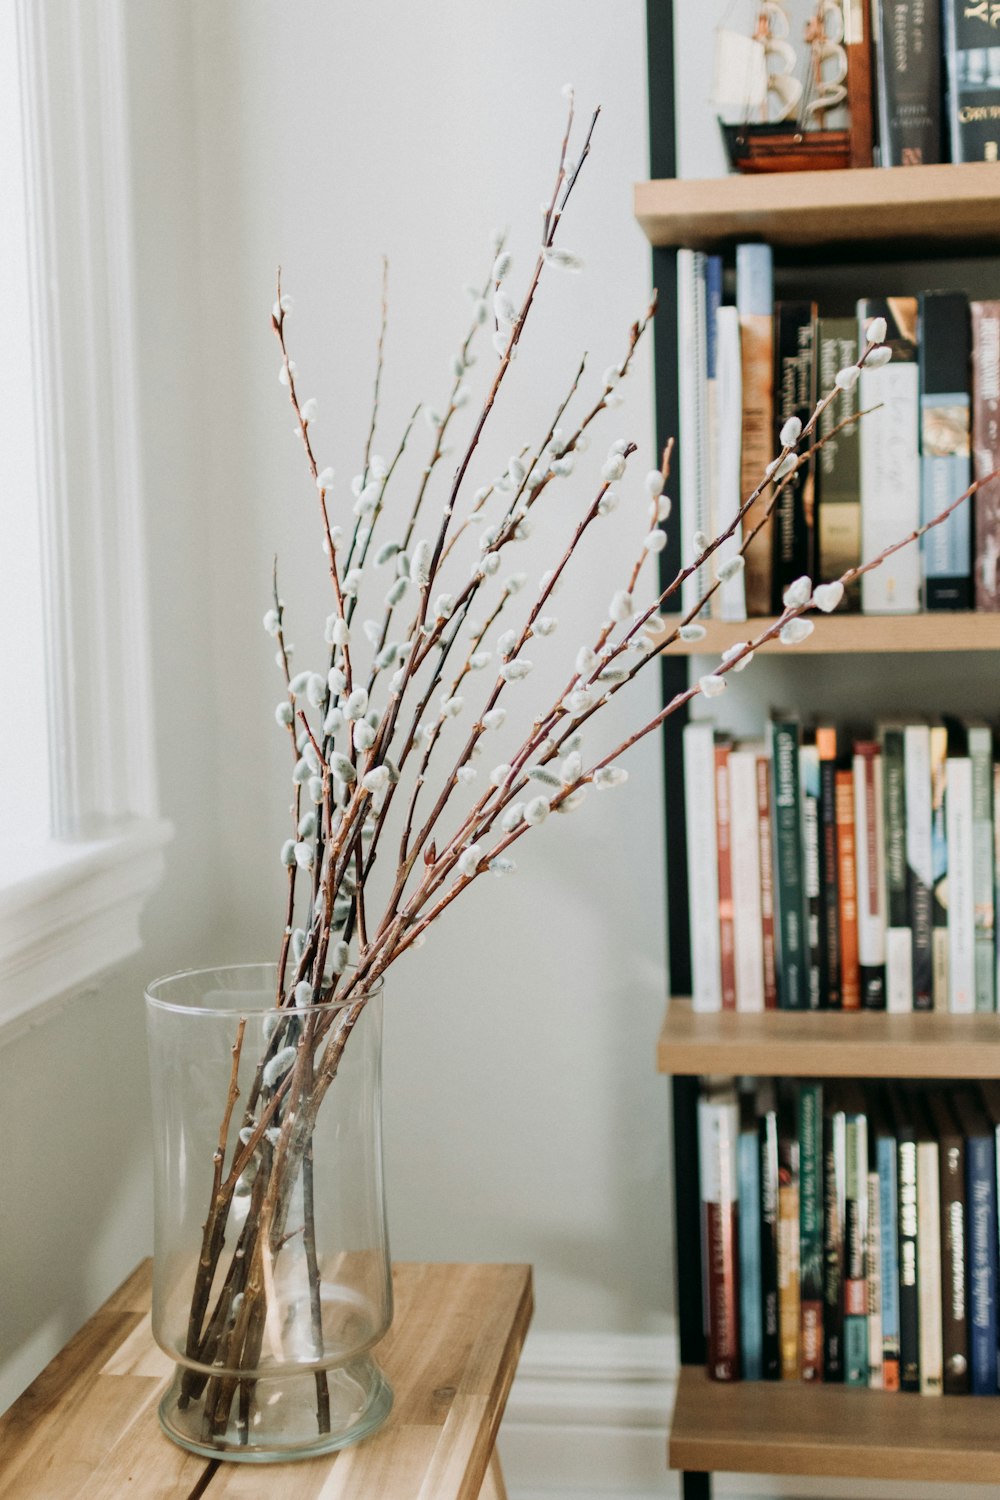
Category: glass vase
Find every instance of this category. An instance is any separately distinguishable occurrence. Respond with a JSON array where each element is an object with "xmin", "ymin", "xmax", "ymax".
[{"xmin": 145, "ymin": 964, "xmax": 393, "ymax": 1462}]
